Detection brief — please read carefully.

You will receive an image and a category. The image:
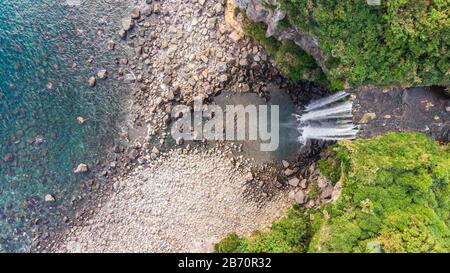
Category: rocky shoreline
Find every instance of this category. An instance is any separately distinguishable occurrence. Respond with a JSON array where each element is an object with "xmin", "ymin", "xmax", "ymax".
[
  {"xmin": 33, "ymin": 0, "xmax": 325, "ymax": 252},
  {"xmin": 34, "ymin": 0, "xmax": 449, "ymax": 253}
]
